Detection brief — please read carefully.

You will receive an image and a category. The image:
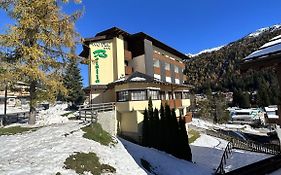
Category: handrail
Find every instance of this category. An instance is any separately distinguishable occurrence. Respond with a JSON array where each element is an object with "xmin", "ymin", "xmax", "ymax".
[
  {"xmin": 78, "ymin": 102, "xmax": 116, "ymax": 109},
  {"xmin": 215, "ymin": 142, "xmax": 233, "ymax": 175},
  {"xmin": 206, "ymin": 130, "xmax": 280, "ymax": 155},
  {"xmin": 78, "ymin": 102, "xmax": 116, "ymax": 123}
]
